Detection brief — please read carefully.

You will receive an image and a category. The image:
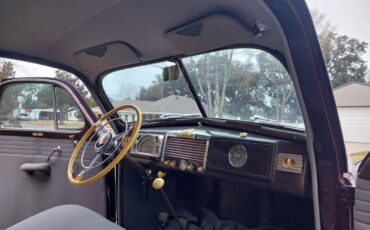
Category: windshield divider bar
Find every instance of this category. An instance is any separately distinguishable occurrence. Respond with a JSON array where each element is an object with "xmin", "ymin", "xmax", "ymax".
[{"xmin": 176, "ymin": 59, "xmax": 207, "ymax": 118}]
